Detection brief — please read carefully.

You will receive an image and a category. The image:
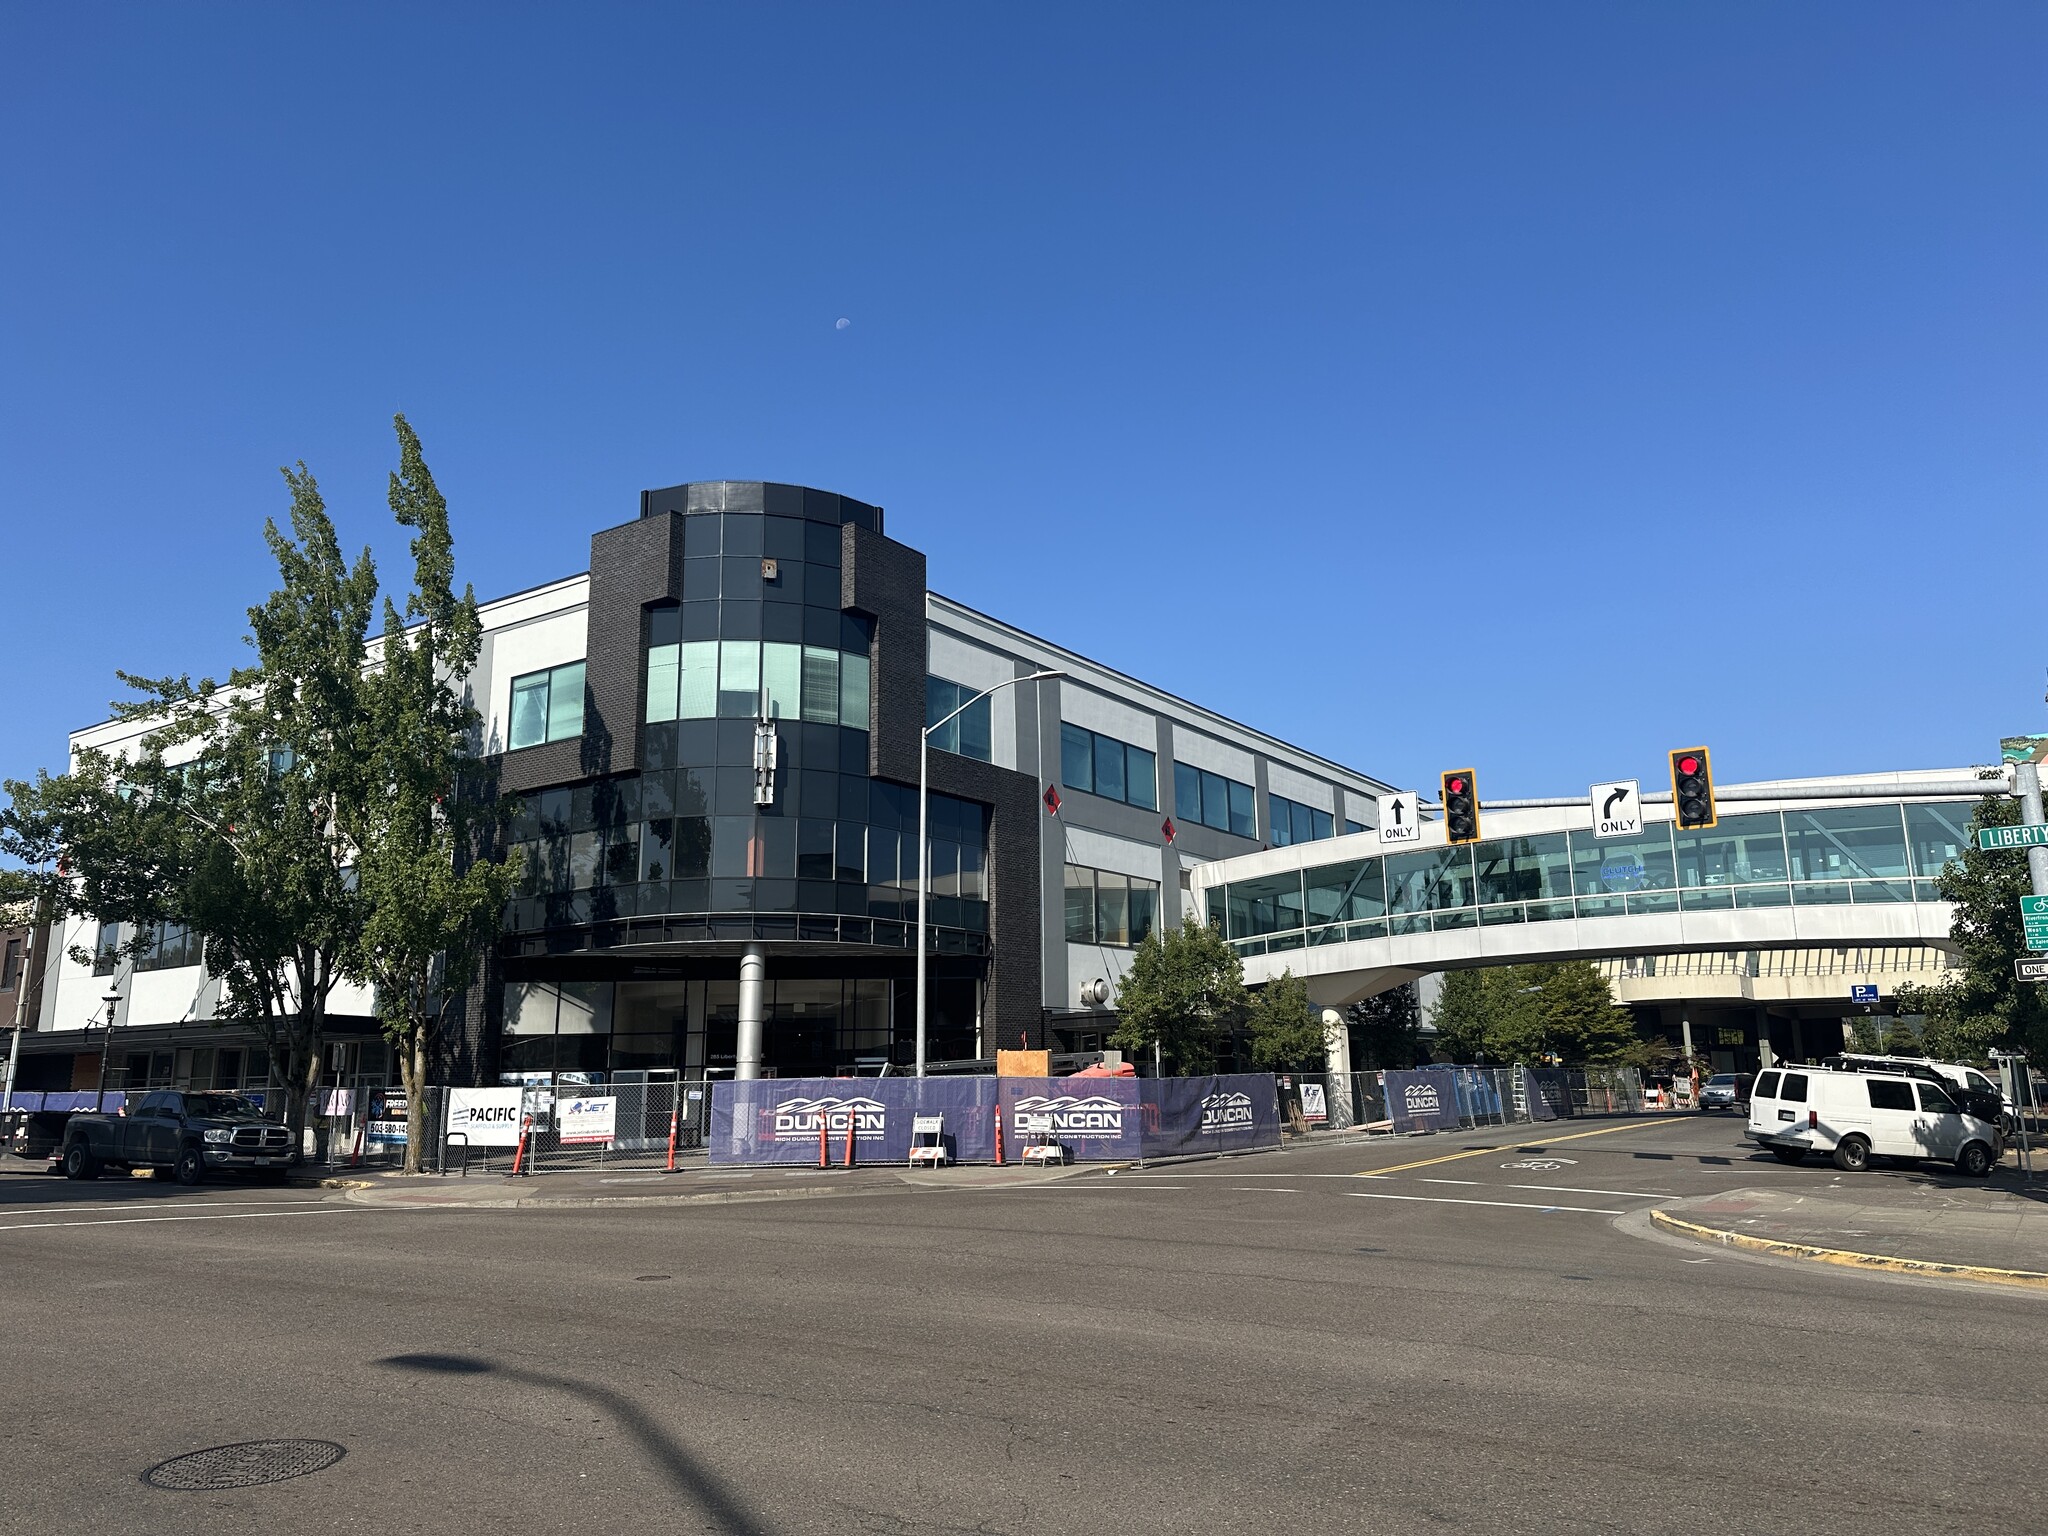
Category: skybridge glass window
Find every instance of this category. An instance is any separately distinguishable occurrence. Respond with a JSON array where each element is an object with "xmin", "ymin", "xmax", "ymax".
[
  {"xmin": 509, "ymin": 661, "xmax": 586, "ymax": 750},
  {"xmin": 1474, "ymin": 833, "xmax": 1572, "ymax": 906},
  {"xmin": 1784, "ymin": 806, "xmax": 1910, "ymax": 883},
  {"xmin": 1675, "ymin": 814, "xmax": 1788, "ymax": 888},
  {"xmin": 1905, "ymin": 803, "xmax": 1972, "ymax": 879}
]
